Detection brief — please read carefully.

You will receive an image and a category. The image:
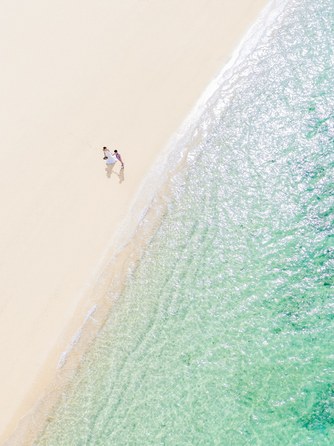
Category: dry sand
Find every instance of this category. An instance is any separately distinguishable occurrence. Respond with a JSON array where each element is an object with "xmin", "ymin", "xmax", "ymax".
[{"xmin": 0, "ymin": 0, "xmax": 268, "ymax": 443}]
